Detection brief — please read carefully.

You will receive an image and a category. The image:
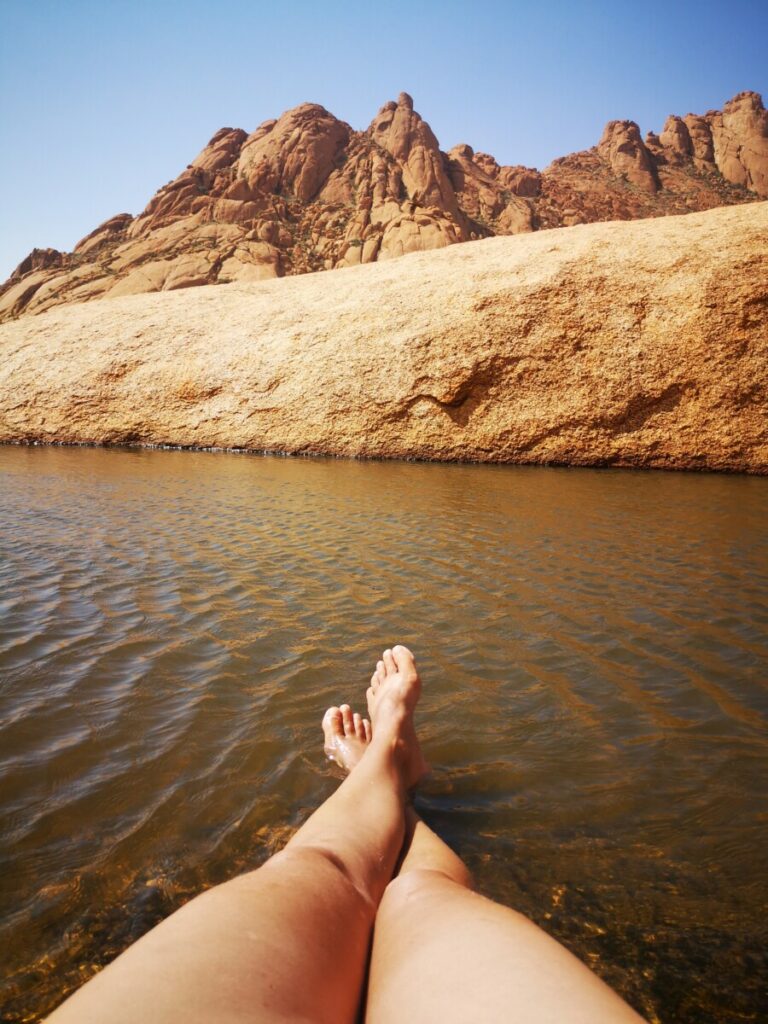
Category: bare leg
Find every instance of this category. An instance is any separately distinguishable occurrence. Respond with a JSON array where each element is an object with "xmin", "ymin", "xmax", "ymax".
[
  {"xmin": 364, "ymin": 711, "xmax": 646, "ymax": 1022},
  {"xmin": 47, "ymin": 646, "xmax": 424, "ymax": 1024}
]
